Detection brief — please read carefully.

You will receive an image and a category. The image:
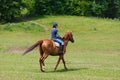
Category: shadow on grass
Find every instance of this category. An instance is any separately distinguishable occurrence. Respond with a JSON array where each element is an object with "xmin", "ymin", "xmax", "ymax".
[
  {"xmin": 26, "ymin": 67, "xmax": 89, "ymax": 73},
  {"xmin": 24, "ymin": 67, "xmax": 89, "ymax": 74},
  {"xmin": 46, "ymin": 68, "xmax": 89, "ymax": 73}
]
